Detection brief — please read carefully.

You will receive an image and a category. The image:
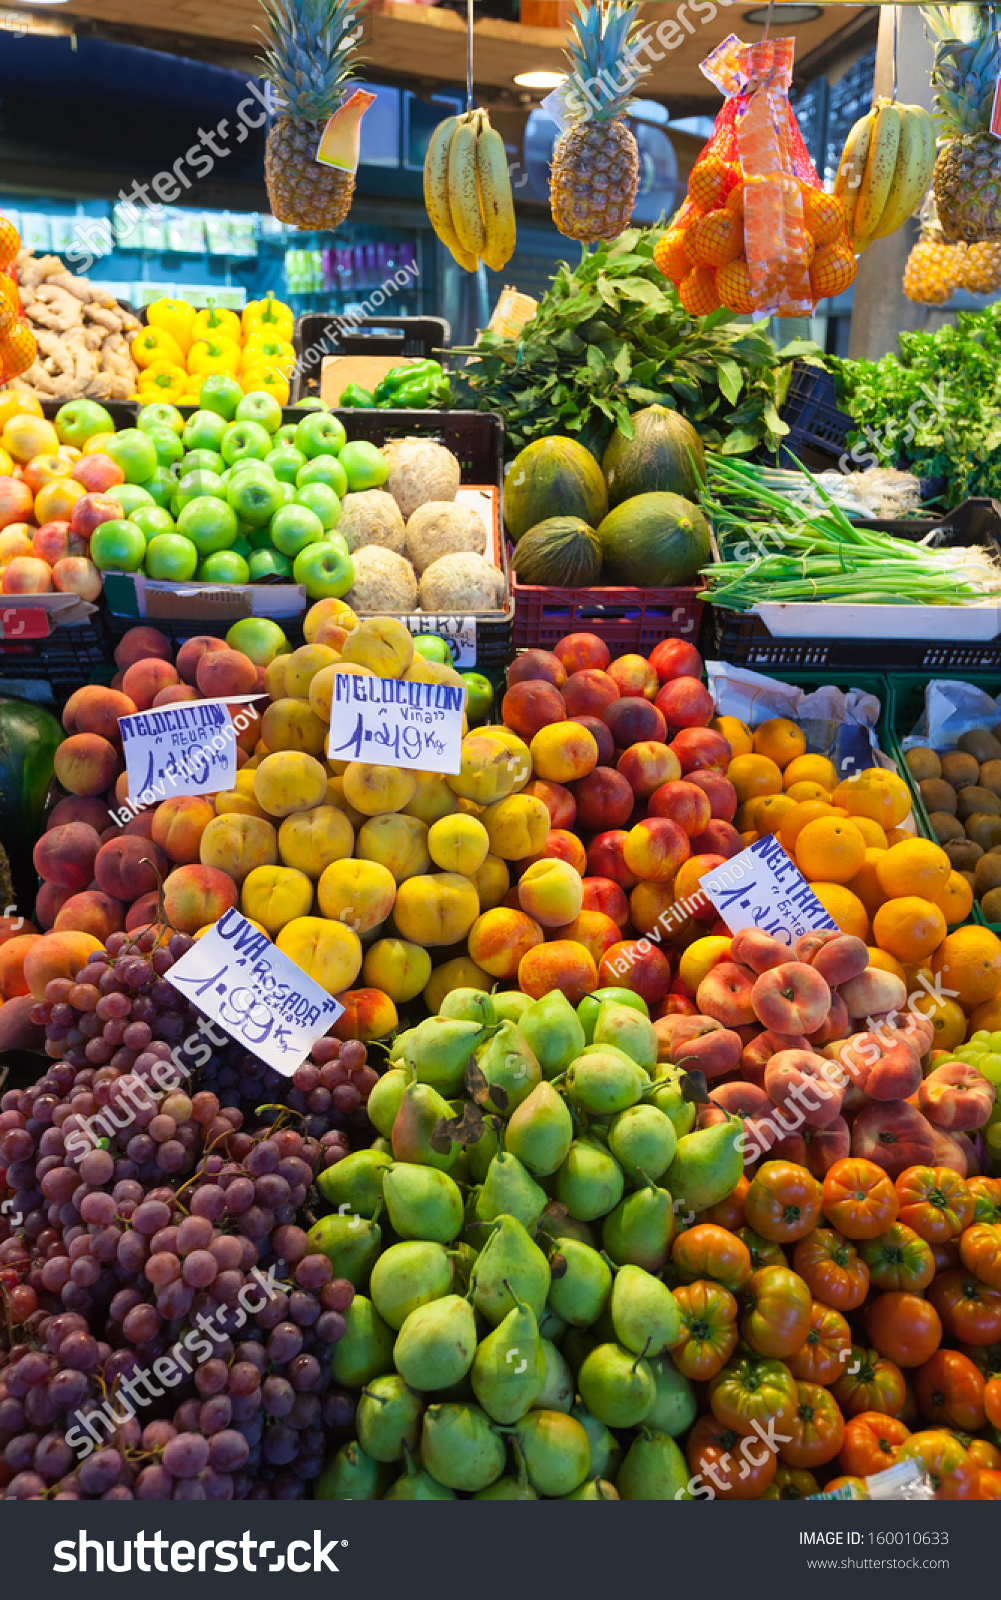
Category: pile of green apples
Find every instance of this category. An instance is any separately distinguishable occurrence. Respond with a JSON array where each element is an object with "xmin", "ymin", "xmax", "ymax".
[{"xmin": 88, "ymin": 382, "xmax": 387, "ymax": 600}]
